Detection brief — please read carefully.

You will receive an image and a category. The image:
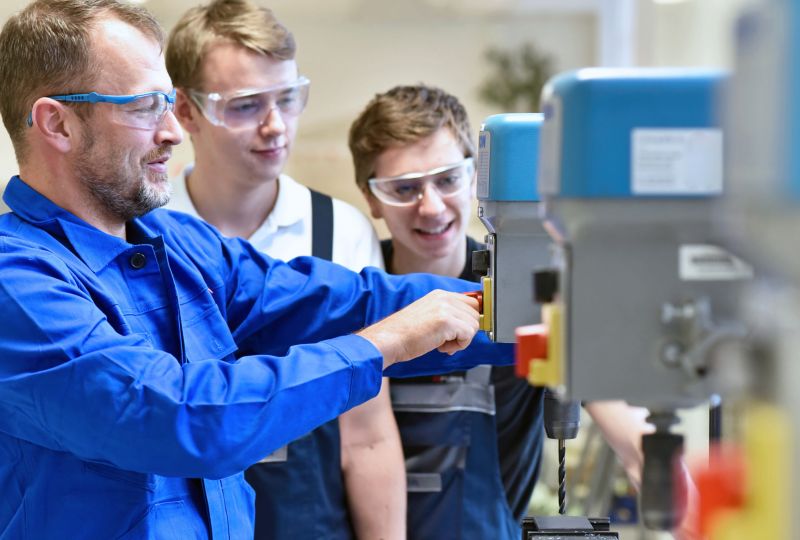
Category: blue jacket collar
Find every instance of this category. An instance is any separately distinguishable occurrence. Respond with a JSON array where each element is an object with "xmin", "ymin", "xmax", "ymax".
[{"xmin": 3, "ymin": 175, "xmax": 156, "ymax": 272}]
